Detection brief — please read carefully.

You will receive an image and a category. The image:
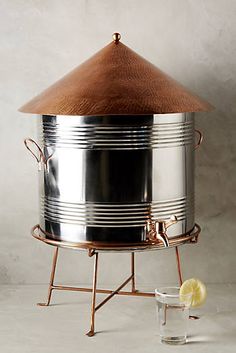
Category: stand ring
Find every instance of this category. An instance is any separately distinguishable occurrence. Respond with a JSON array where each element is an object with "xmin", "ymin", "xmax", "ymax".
[{"xmin": 31, "ymin": 224, "xmax": 201, "ymax": 252}]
